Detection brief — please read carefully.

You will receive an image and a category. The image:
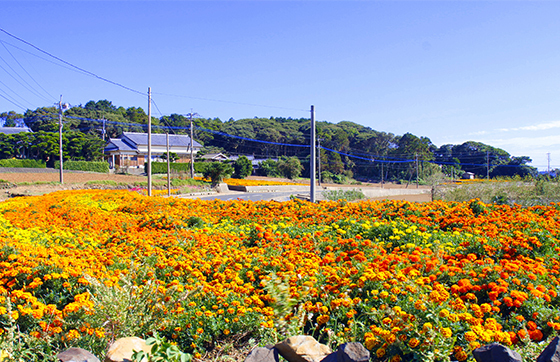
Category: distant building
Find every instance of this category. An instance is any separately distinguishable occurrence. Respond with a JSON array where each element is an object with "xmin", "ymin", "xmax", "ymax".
[
  {"xmin": 461, "ymin": 172, "xmax": 475, "ymax": 180},
  {"xmin": 0, "ymin": 127, "xmax": 32, "ymax": 135},
  {"xmin": 199, "ymin": 153, "xmax": 230, "ymax": 162},
  {"xmin": 104, "ymin": 132, "xmax": 202, "ymax": 169}
]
